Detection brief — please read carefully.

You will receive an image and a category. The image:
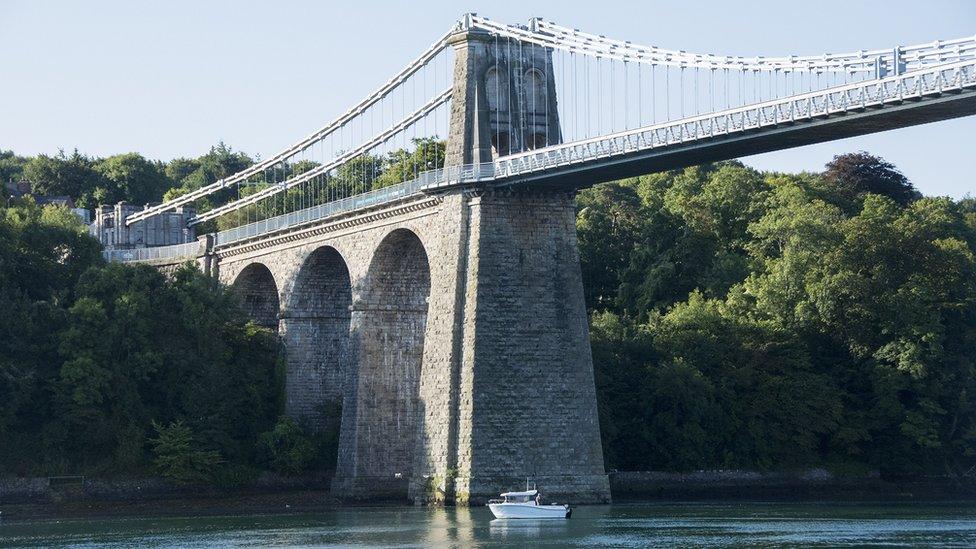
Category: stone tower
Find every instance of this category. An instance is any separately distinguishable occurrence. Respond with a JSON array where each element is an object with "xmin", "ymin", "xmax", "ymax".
[
  {"xmin": 445, "ymin": 16, "xmax": 562, "ymax": 167},
  {"xmin": 425, "ymin": 17, "xmax": 610, "ymax": 504}
]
